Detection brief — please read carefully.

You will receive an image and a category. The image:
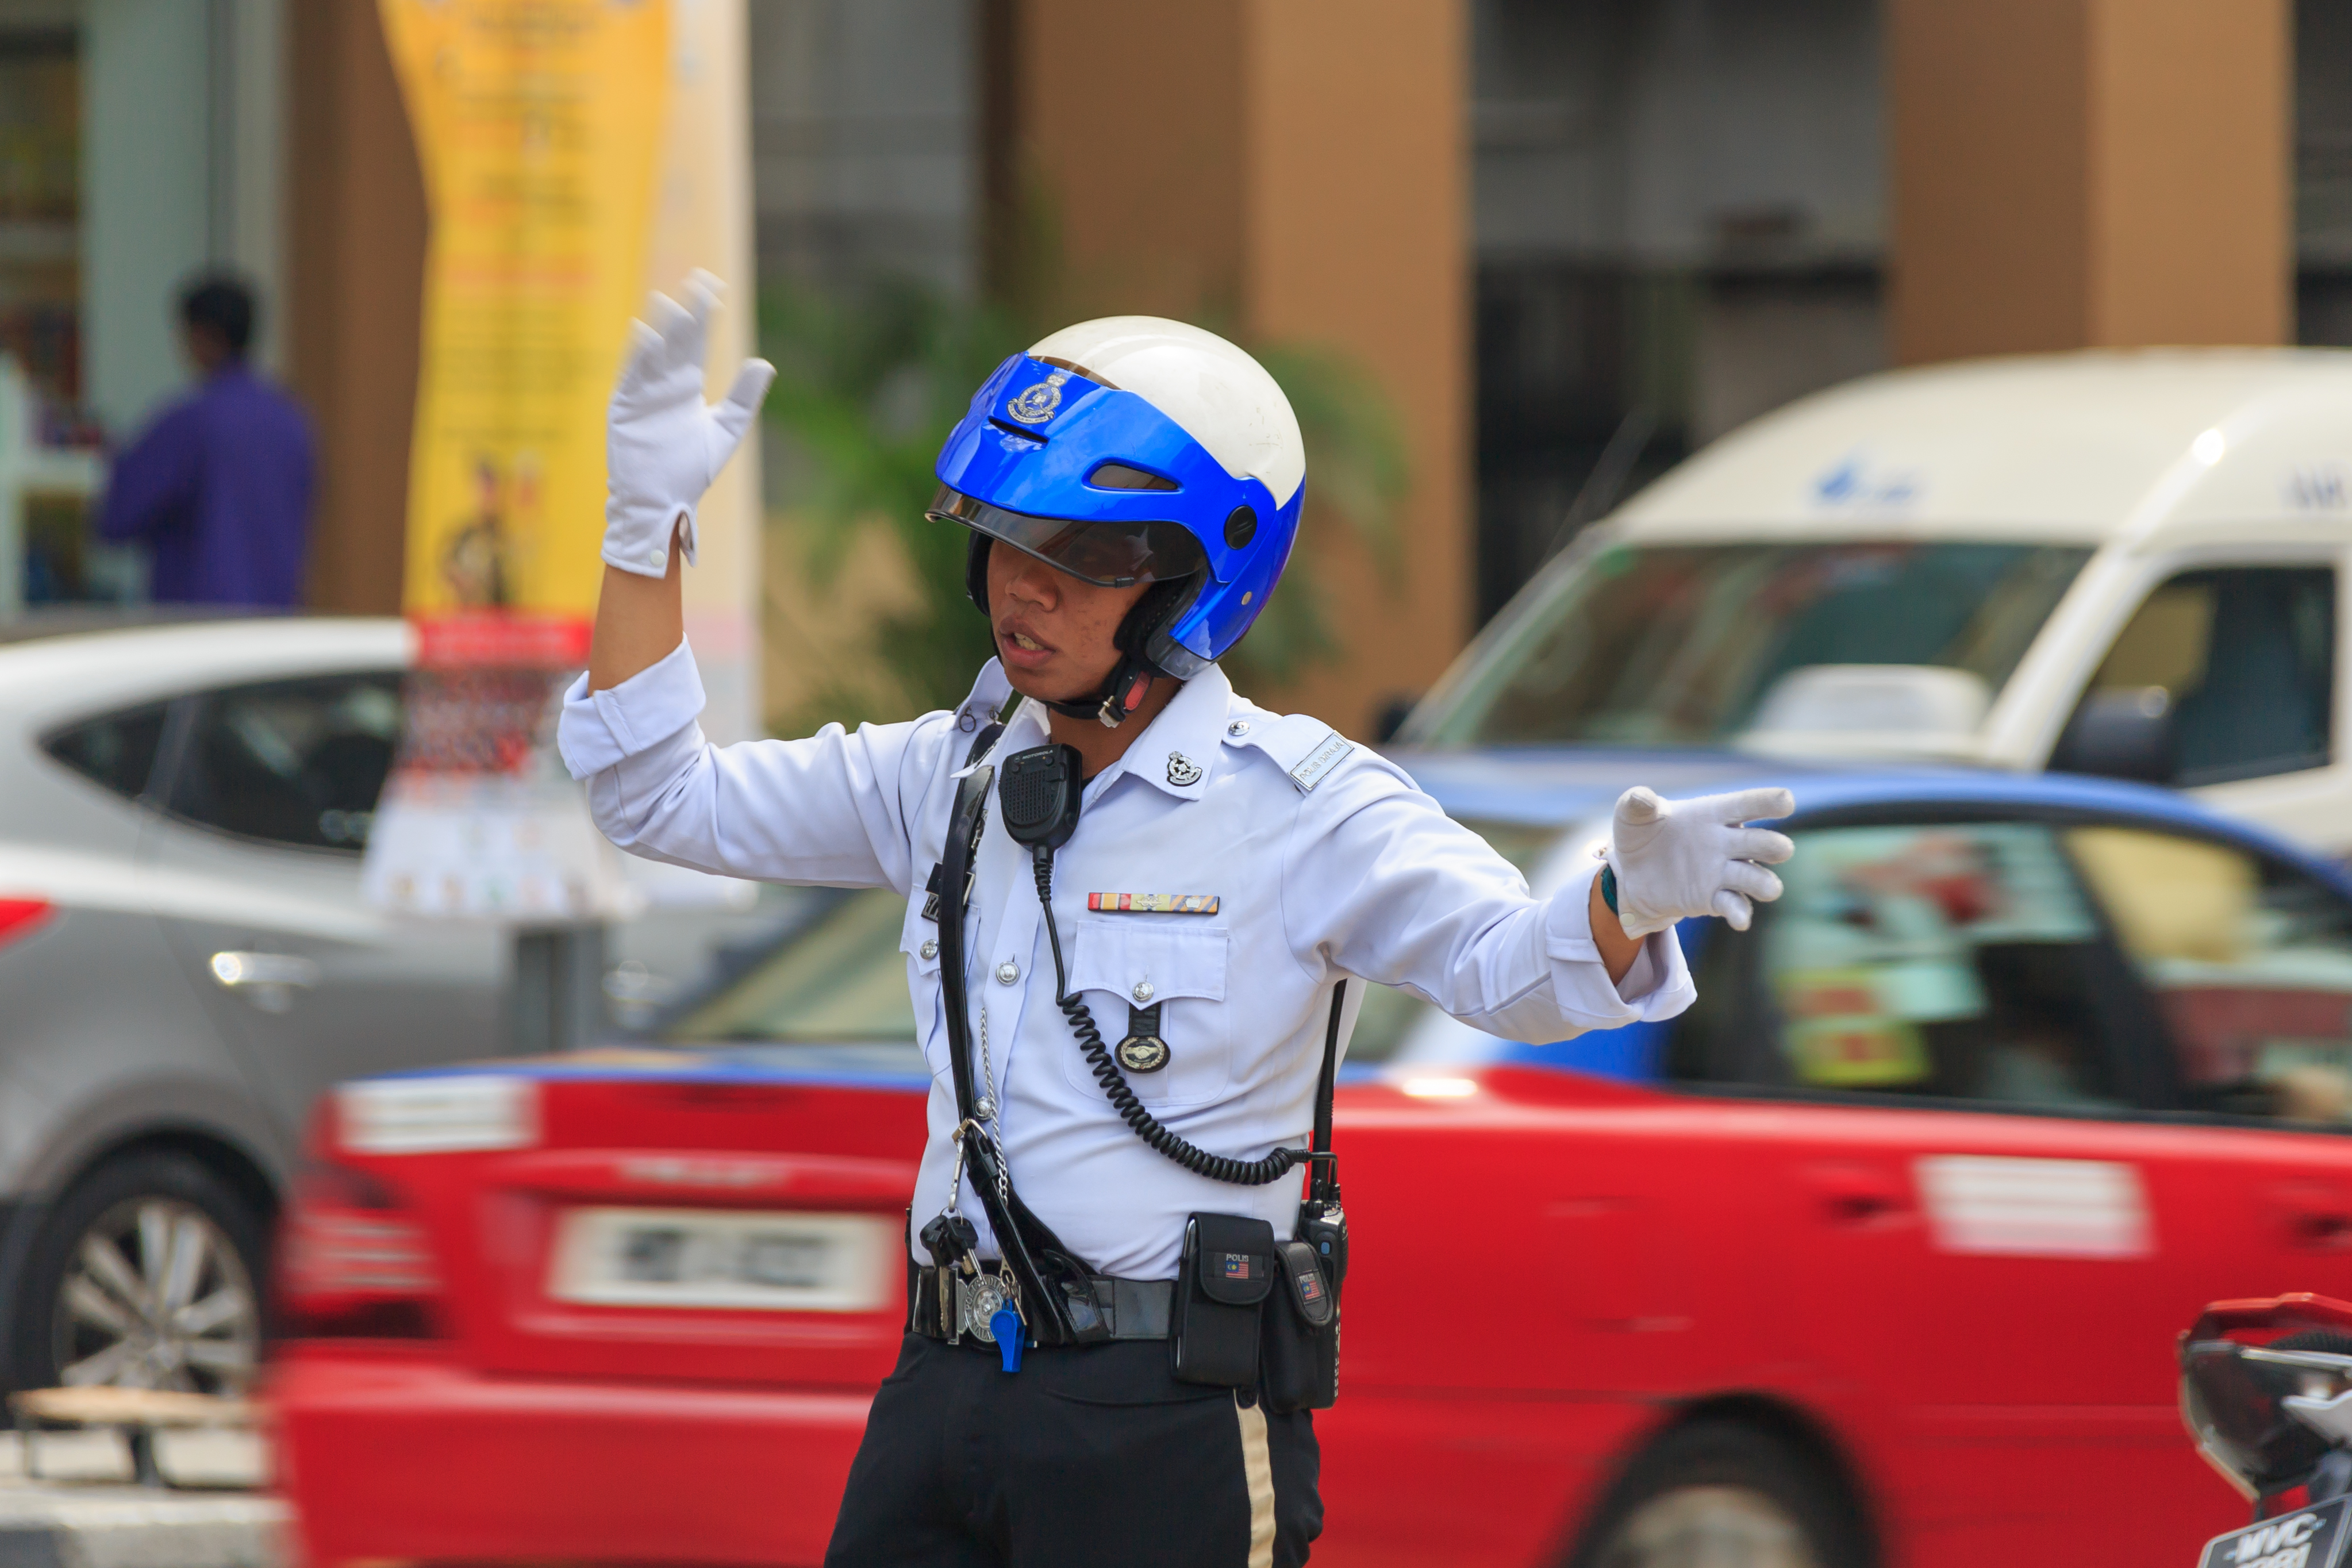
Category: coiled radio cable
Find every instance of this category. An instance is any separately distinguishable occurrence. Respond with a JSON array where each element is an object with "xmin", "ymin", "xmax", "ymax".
[{"xmin": 1031, "ymin": 854, "xmax": 1310, "ymax": 1186}]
